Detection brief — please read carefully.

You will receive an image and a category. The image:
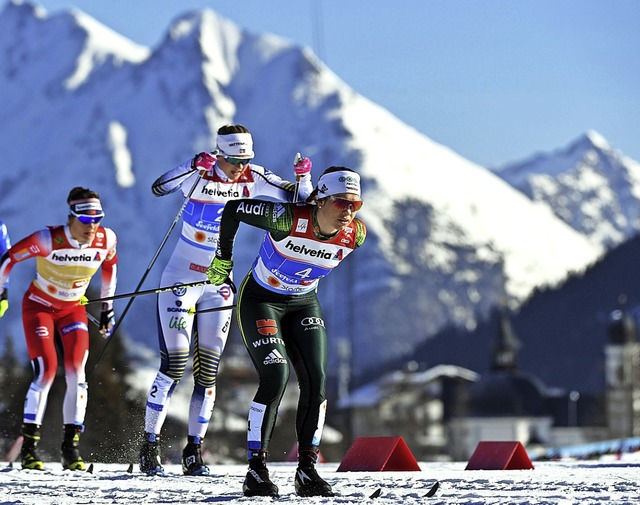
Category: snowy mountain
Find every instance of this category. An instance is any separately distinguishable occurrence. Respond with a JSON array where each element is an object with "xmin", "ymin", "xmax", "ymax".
[
  {"xmin": 492, "ymin": 130, "xmax": 640, "ymax": 248},
  {"xmin": 0, "ymin": 0, "xmax": 604, "ymax": 376}
]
